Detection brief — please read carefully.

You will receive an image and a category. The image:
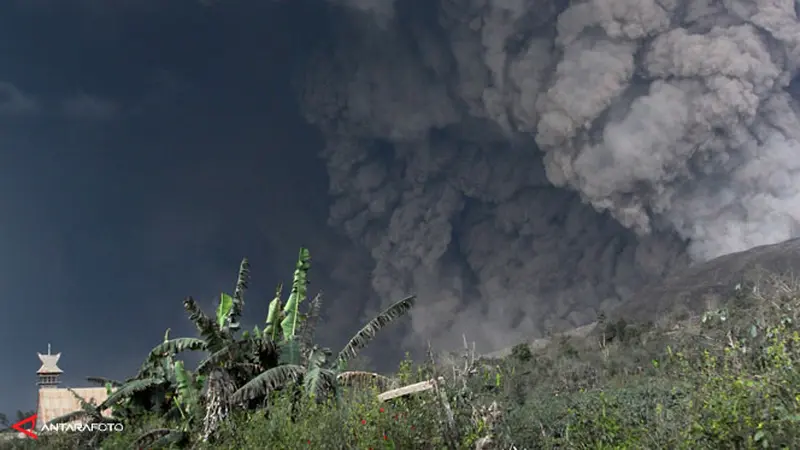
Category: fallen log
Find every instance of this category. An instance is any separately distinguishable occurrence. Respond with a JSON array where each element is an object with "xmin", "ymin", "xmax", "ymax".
[{"xmin": 377, "ymin": 377, "xmax": 445, "ymax": 402}]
